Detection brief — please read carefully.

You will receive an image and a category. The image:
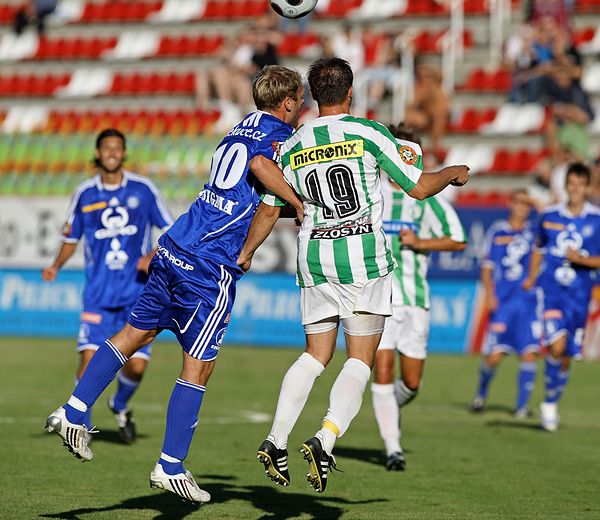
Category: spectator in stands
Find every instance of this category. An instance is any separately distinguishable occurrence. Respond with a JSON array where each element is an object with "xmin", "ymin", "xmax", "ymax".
[
  {"xmin": 526, "ymin": 0, "xmax": 571, "ymax": 32},
  {"xmin": 329, "ymin": 24, "xmax": 365, "ymax": 73},
  {"xmin": 250, "ymin": 16, "xmax": 282, "ymax": 74},
  {"xmin": 195, "ymin": 31, "xmax": 254, "ymax": 115},
  {"xmin": 13, "ymin": 0, "xmax": 57, "ymax": 35},
  {"xmin": 404, "ymin": 63, "xmax": 450, "ymax": 155}
]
